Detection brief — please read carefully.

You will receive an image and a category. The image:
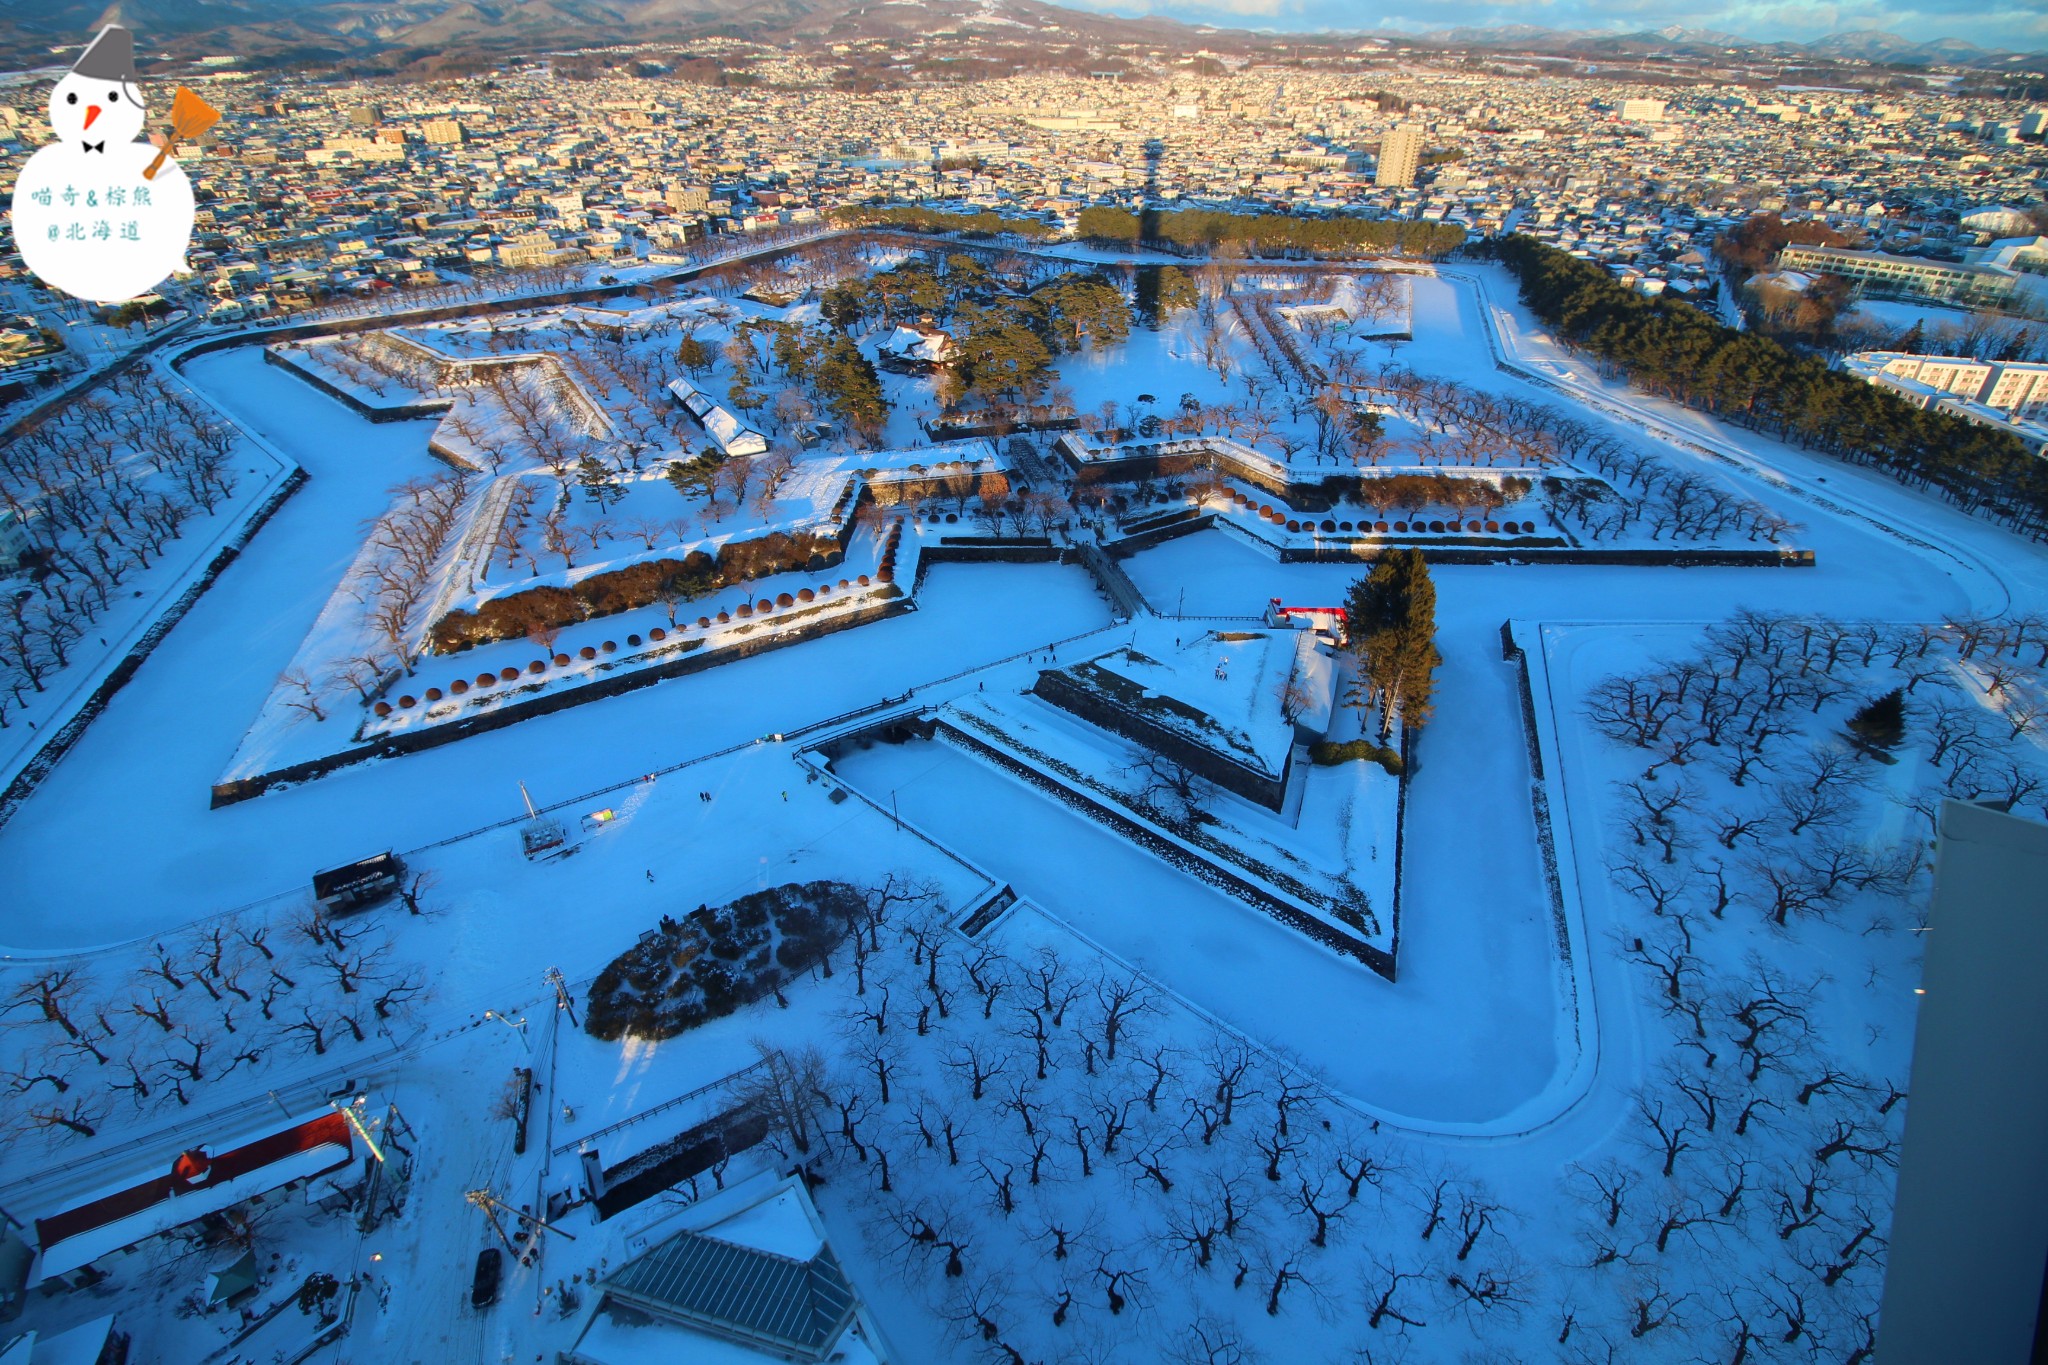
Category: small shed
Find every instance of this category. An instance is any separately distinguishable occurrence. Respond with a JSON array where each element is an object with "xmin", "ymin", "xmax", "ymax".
[
  {"xmin": 205, "ymin": 1250, "xmax": 260, "ymax": 1308},
  {"xmin": 312, "ymin": 852, "xmax": 404, "ymax": 913}
]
